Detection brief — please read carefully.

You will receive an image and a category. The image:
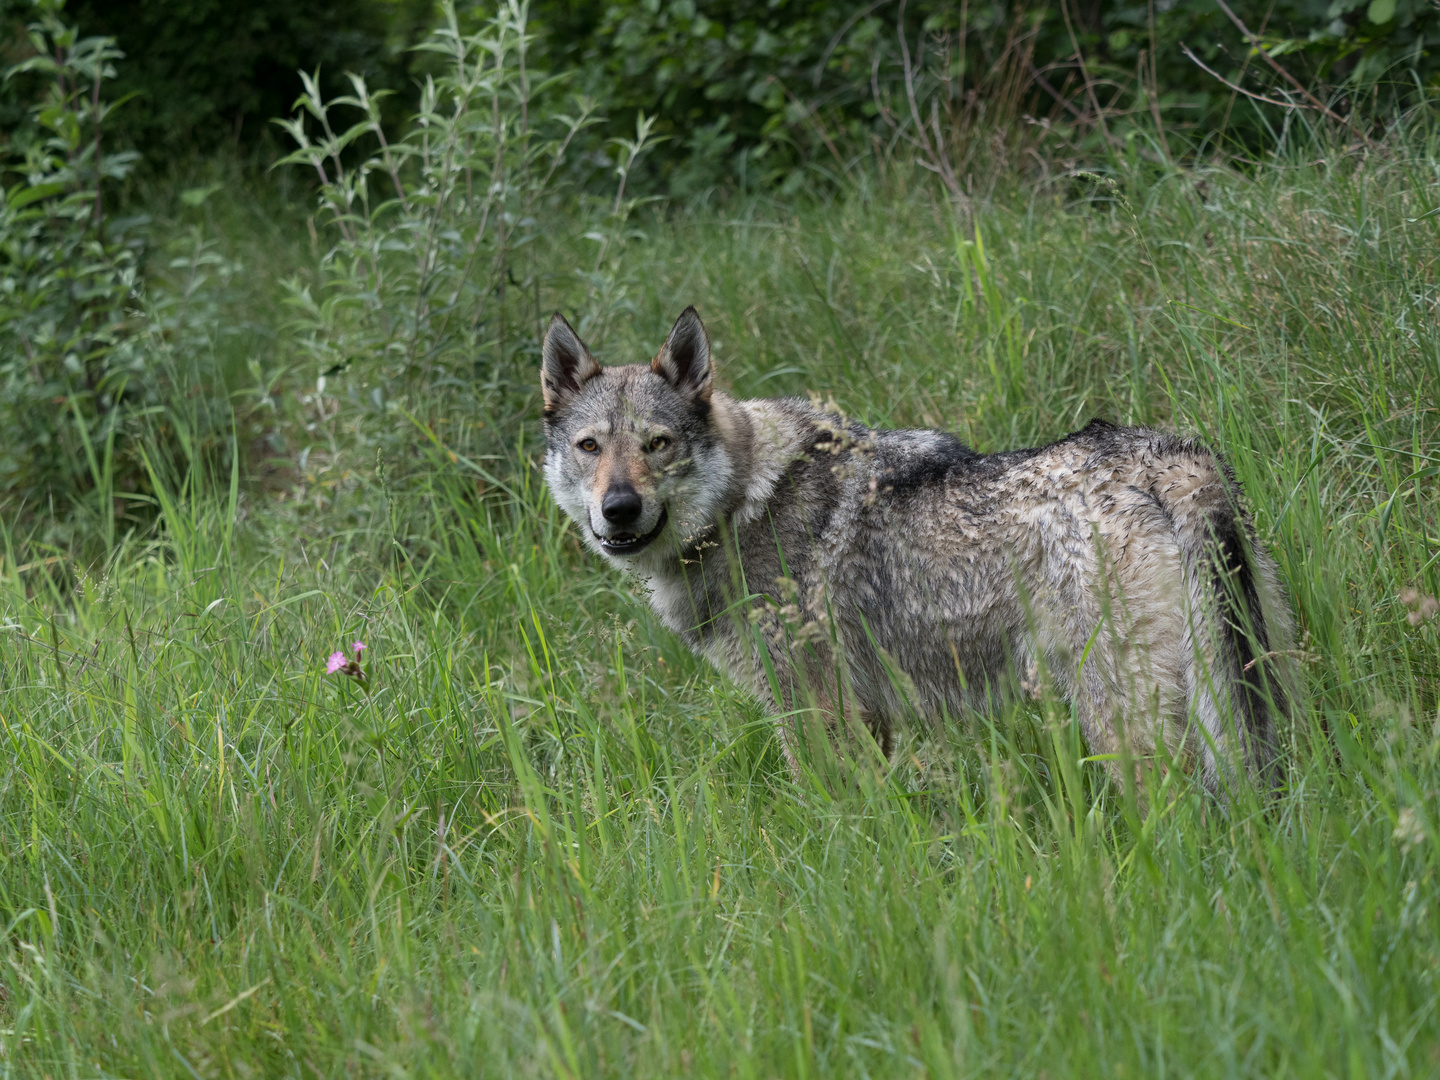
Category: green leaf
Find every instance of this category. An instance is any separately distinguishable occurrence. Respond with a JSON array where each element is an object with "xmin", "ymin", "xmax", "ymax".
[
  {"xmin": 180, "ymin": 184, "xmax": 224, "ymax": 207},
  {"xmin": 6, "ymin": 182, "xmax": 68, "ymax": 210},
  {"xmin": 1367, "ymin": 0, "xmax": 1396, "ymax": 23}
]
